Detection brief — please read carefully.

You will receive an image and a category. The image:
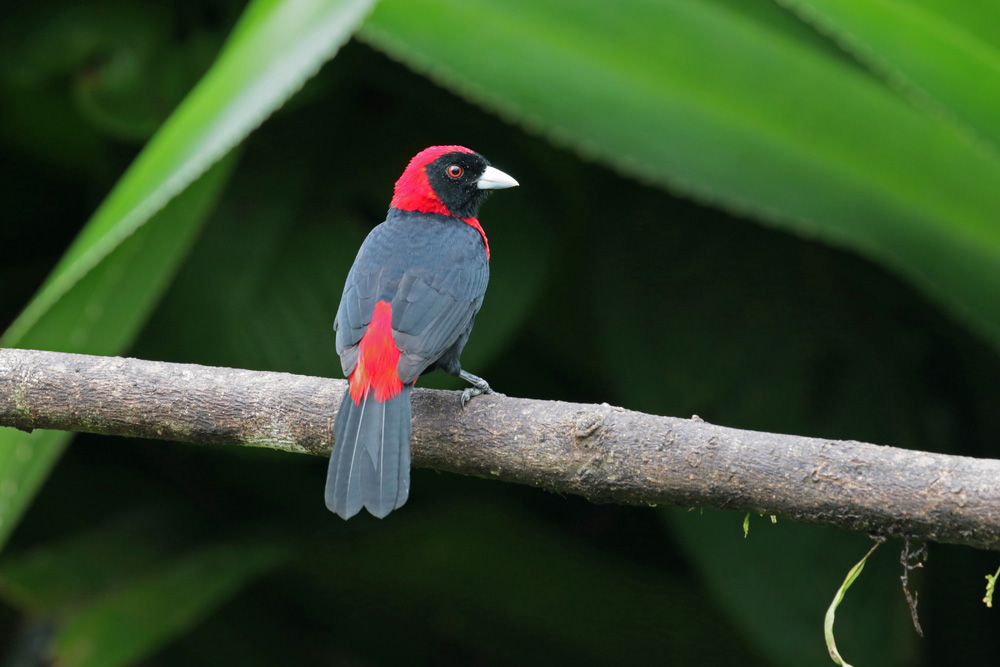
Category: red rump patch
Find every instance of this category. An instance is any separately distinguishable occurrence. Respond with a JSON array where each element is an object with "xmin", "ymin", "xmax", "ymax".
[
  {"xmin": 390, "ymin": 145, "xmax": 474, "ymax": 216},
  {"xmin": 349, "ymin": 300, "xmax": 403, "ymax": 404}
]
